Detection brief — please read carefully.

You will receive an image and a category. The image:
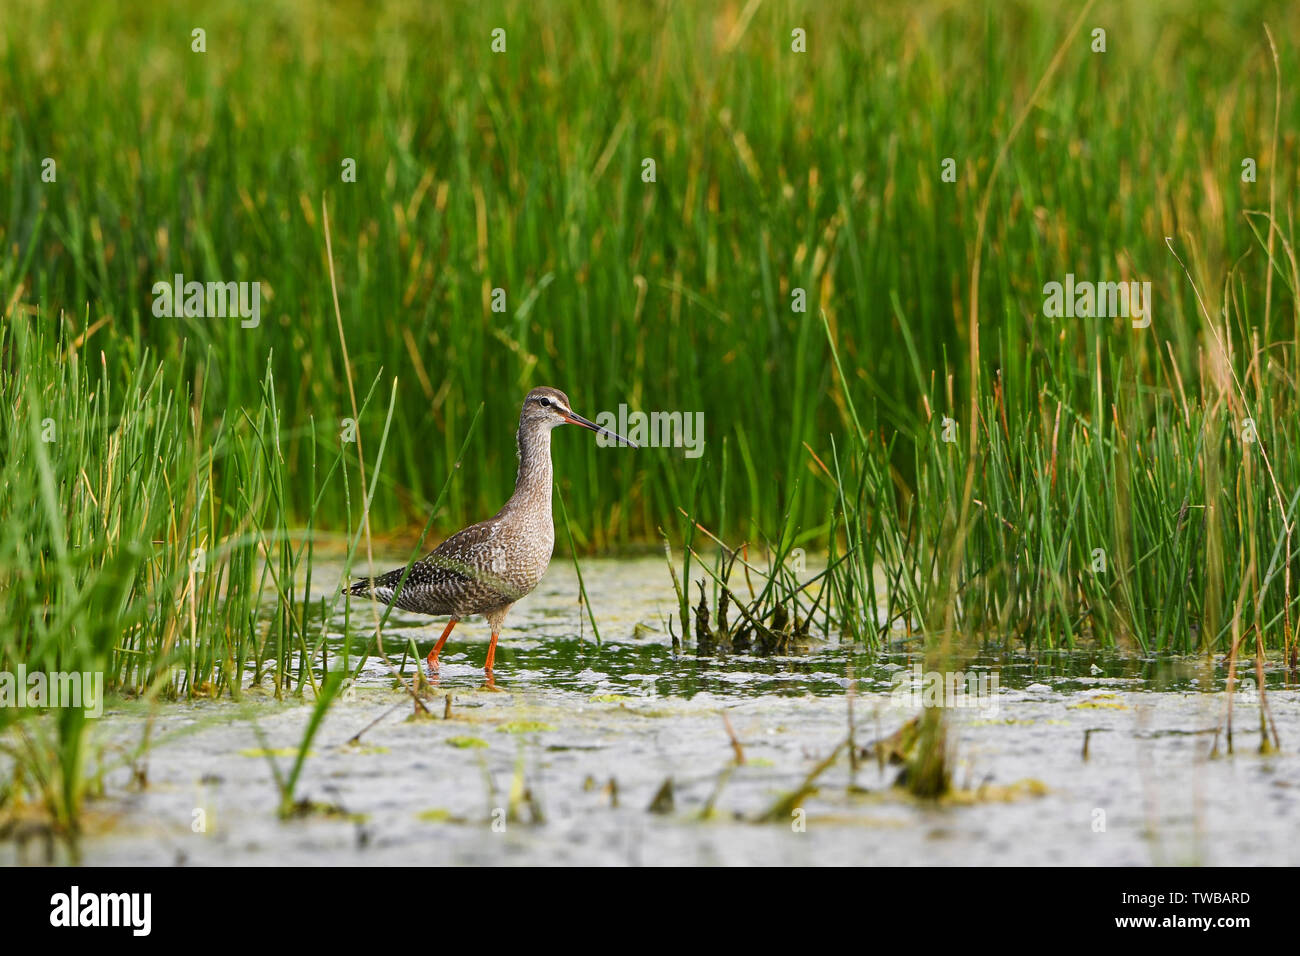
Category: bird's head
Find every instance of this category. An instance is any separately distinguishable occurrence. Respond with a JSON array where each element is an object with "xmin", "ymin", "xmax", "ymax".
[{"xmin": 520, "ymin": 386, "xmax": 637, "ymax": 447}]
